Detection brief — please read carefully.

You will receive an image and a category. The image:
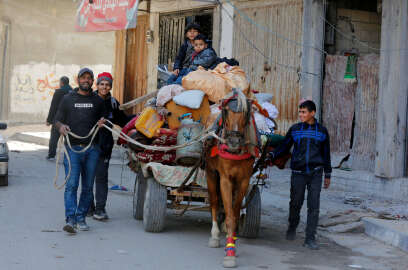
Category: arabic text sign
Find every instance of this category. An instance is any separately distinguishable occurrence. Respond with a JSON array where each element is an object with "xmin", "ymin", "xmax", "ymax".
[{"xmin": 76, "ymin": 0, "xmax": 140, "ymax": 32}]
